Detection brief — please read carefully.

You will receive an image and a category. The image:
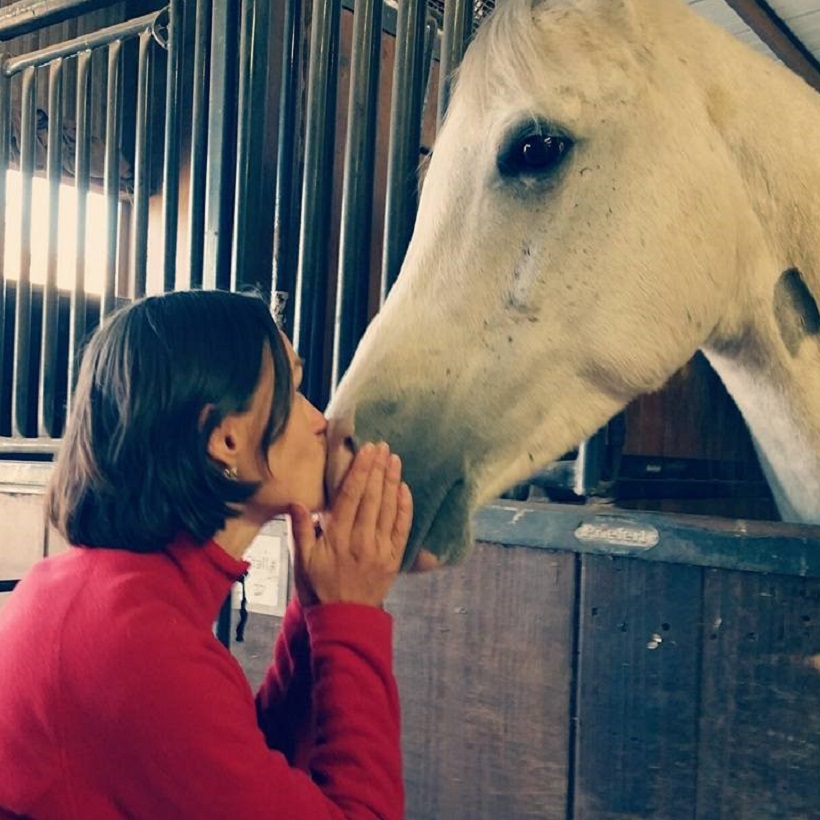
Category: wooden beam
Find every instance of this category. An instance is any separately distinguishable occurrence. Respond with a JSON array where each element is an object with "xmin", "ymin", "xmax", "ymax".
[{"xmin": 723, "ymin": 0, "xmax": 820, "ymax": 93}]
